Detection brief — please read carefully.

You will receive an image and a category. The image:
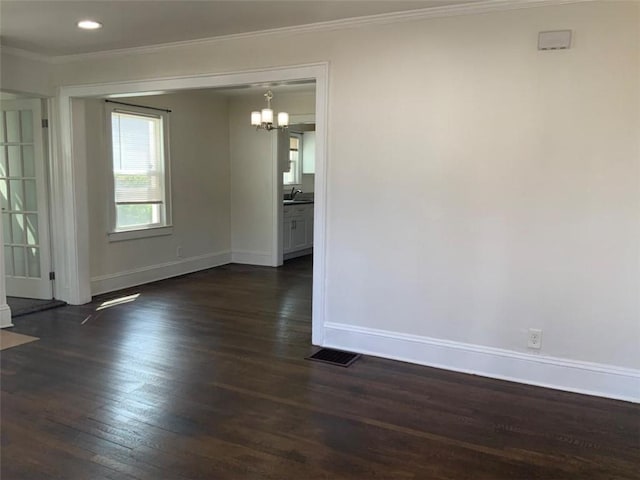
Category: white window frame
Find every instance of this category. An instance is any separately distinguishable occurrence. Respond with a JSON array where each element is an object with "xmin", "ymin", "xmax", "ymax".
[
  {"xmin": 283, "ymin": 132, "xmax": 303, "ymax": 186},
  {"xmin": 105, "ymin": 103, "xmax": 172, "ymax": 242}
]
